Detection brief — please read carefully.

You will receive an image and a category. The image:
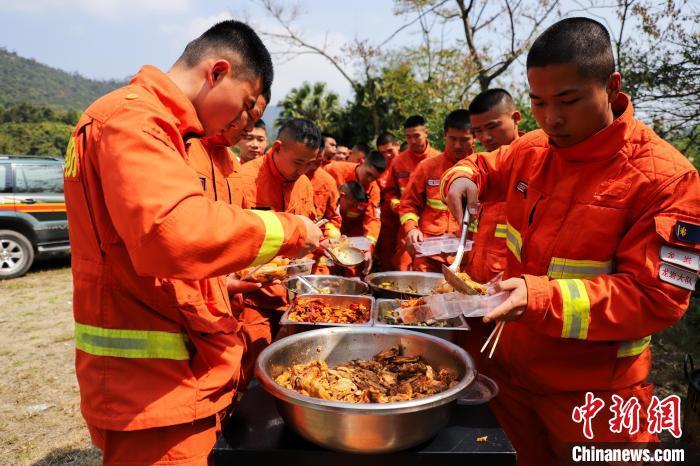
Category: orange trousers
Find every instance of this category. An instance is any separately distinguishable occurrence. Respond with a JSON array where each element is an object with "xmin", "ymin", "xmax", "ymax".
[
  {"xmin": 487, "ymin": 374, "xmax": 658, "ymax": 466},
  {"xmin": 237, "ymin": 305, "xmax": 280, "ymax": 386},
  {"xmin": 88, "ymin": 413, "xmax": 222, "ymax": 466},
  {"xmin": 377, "ymin": 211, "xmax": 398, "ymax": 271}
]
